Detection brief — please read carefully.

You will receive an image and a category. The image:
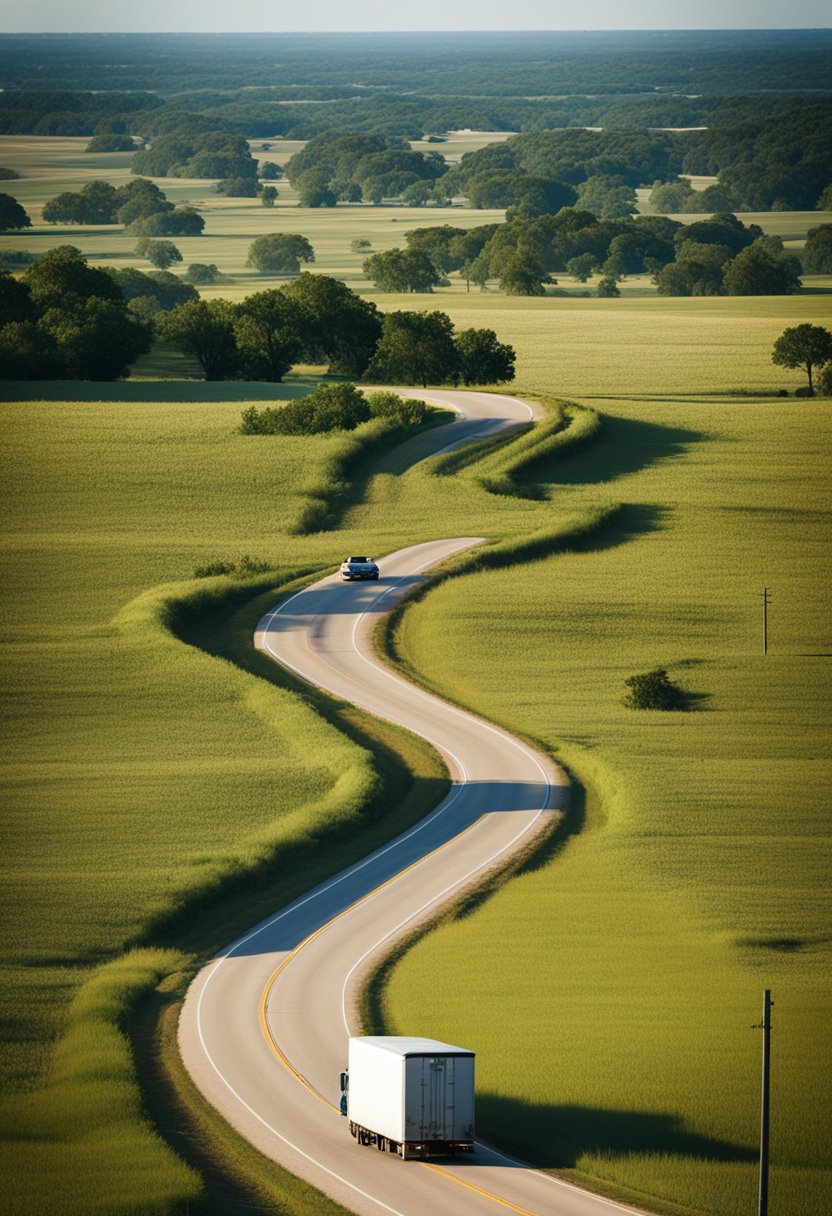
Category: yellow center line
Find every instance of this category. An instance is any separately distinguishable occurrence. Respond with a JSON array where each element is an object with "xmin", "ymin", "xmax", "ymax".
[{"xmin": 422, "ymin": 1161, "xmax": 543, "ymax": 1216}]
